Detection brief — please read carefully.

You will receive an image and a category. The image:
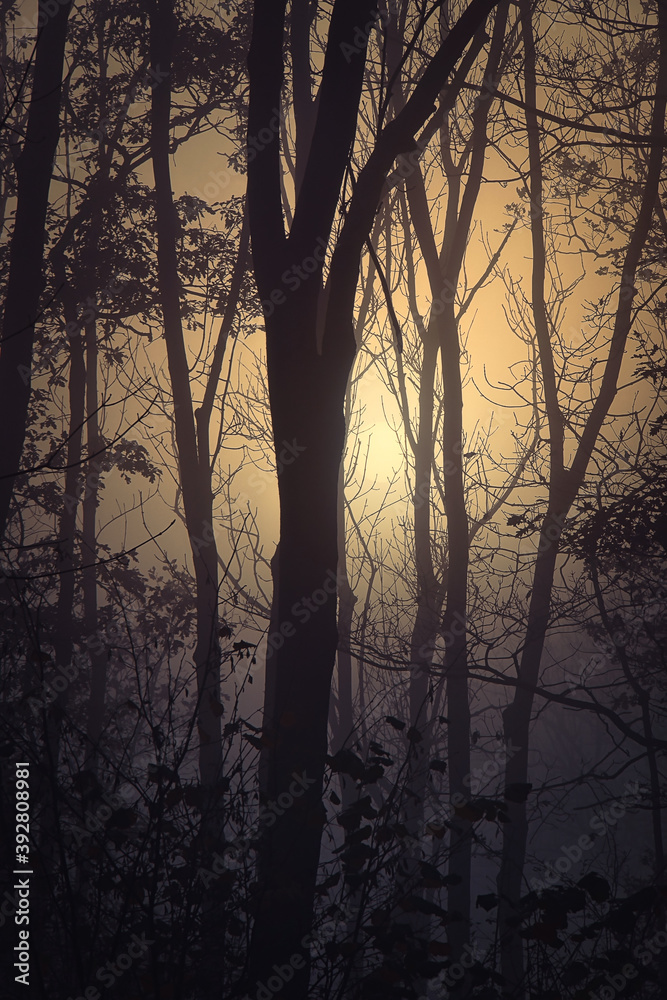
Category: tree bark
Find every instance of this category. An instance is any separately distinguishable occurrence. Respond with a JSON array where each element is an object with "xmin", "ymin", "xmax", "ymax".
[
  {"xmin": 497, "ymin": 4, "xmax": 667, "ymax": 994},
  {"xmin": 0, "ymin": 0, "xmax": 73, "ymax": 541},
  {"xmin": 150, "ymin": 0, "xmax": 223, "ymax": 795},
  {"xmin": 246, "ymin": 3, "xmax": 500, "ymax": 994},
  {"xmin": 82, "ymin": 321, "xmax": 106, "ymax": 769}
]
